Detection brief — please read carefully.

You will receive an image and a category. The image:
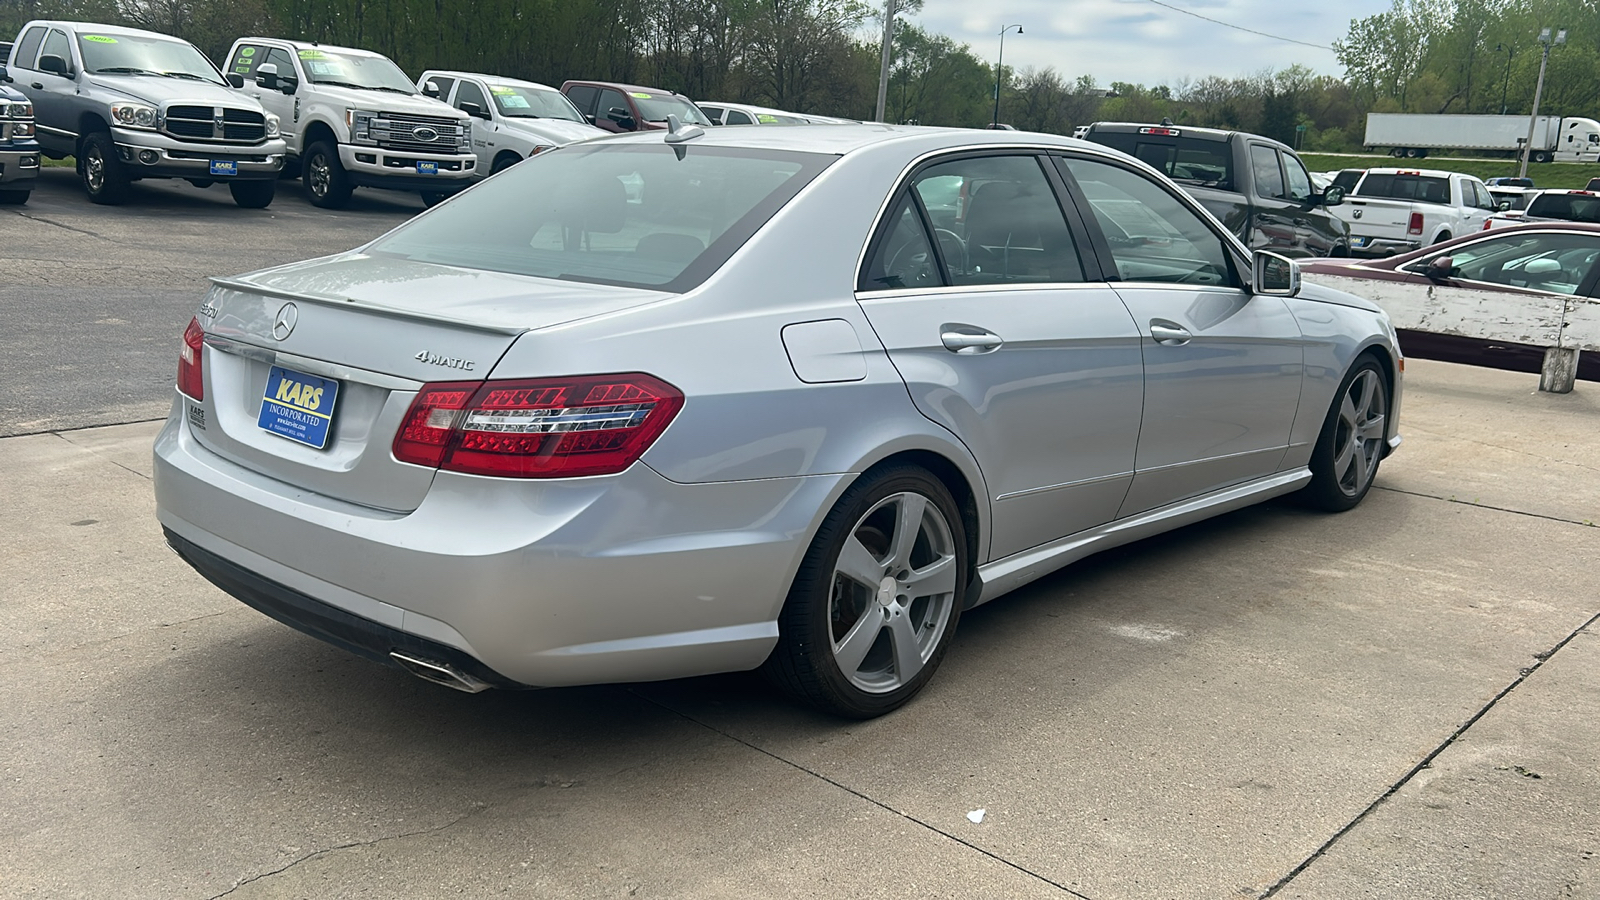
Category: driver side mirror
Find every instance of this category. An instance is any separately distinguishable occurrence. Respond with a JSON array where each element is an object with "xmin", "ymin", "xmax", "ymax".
[
  {"xmin": 1319, "ymin": 185, "xmax": 1345, "ymax": 208},
  {"xmin": 606, "ymin": 106, "xmax": 636, "ymax": 130},
  {"xmin": 421, "ymin": 80, "xmax": 442, "ymax": 99},
  {"xmin": 1252, "ymin": 250, "xmax": 1301, "ymax": 296},
  {"xmin": 1497, "ymin": 200, "xmax": 1512, "ymax": 211},
  {"xmin": 460, "ymin": 101, "xmax": 491, "ymax": 120},
  {"xmin": 1423, "ymin": 256, "xmax": 1457, "ymax": 282},
  {"xmin": 38, "ymin": 54, "xmax": 71, "ymax": 77},
  {"xmin": 225, "ymin": 72, "xmax": 245, "ymax": 88},
  {"xmin": 254, "ymin": 62, "xmax": 279, "ymax": 90},
  {"xmin": 0, "ymin": 63, "xmax": 11, "ymax": 83}
]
